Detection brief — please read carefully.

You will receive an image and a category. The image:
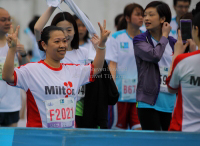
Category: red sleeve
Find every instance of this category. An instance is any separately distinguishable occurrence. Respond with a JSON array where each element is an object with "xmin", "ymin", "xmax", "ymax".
[
  {"xmin": 7, "ymin": 71, "xmax": 17, "ymax": 86},
  {"xmin": 89, "ymin": 64, "xmax": 95, "ymax": 82}
]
